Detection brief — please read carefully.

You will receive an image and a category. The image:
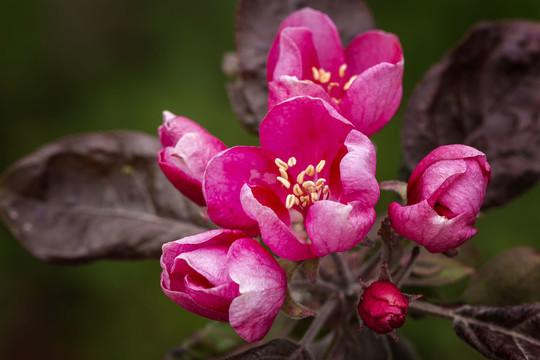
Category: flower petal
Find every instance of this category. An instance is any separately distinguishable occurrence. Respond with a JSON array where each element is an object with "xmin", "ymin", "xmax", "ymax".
[
  {"xmin": 178, "ymin": 246, "xmax": 231, "ymax": 286},
  {"xmin": 306, "ymin": 200, "xmax": 376, "ymax": 257},
  {"xmin": 227, "ymin": 238, "xmax": 286, "ymax": 342},
  {"xmin": 340, "ymin": 61, "xmax": 404, "ymax": 136},
  {"xmin": 268, "ymin": 76, "xmax": 336, "ymax": 110},
  {"xmin": 184, "ymin": 276, "xmax": 239, "ymax": 314},
  {"xmin": 204, "ymin": 146, "xmax": 279, "ymax": 236},
  {"xmin": 389, "ymin": 200, "xmax": 478, "ymax": 253},
  {"xmin": 158, "ymin": 111, "xmax": 212, "ymax": 147},
  {"xmin": 240, "ymin": 184, "xmax": 314, "ymax": 261},
  {"xmin": 339, "ymin": 130, "xmax": 379, "ymax": 206},
  {"xmin": 345, "ymin": 30, "xmax": 403, "ymax": 76}
]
